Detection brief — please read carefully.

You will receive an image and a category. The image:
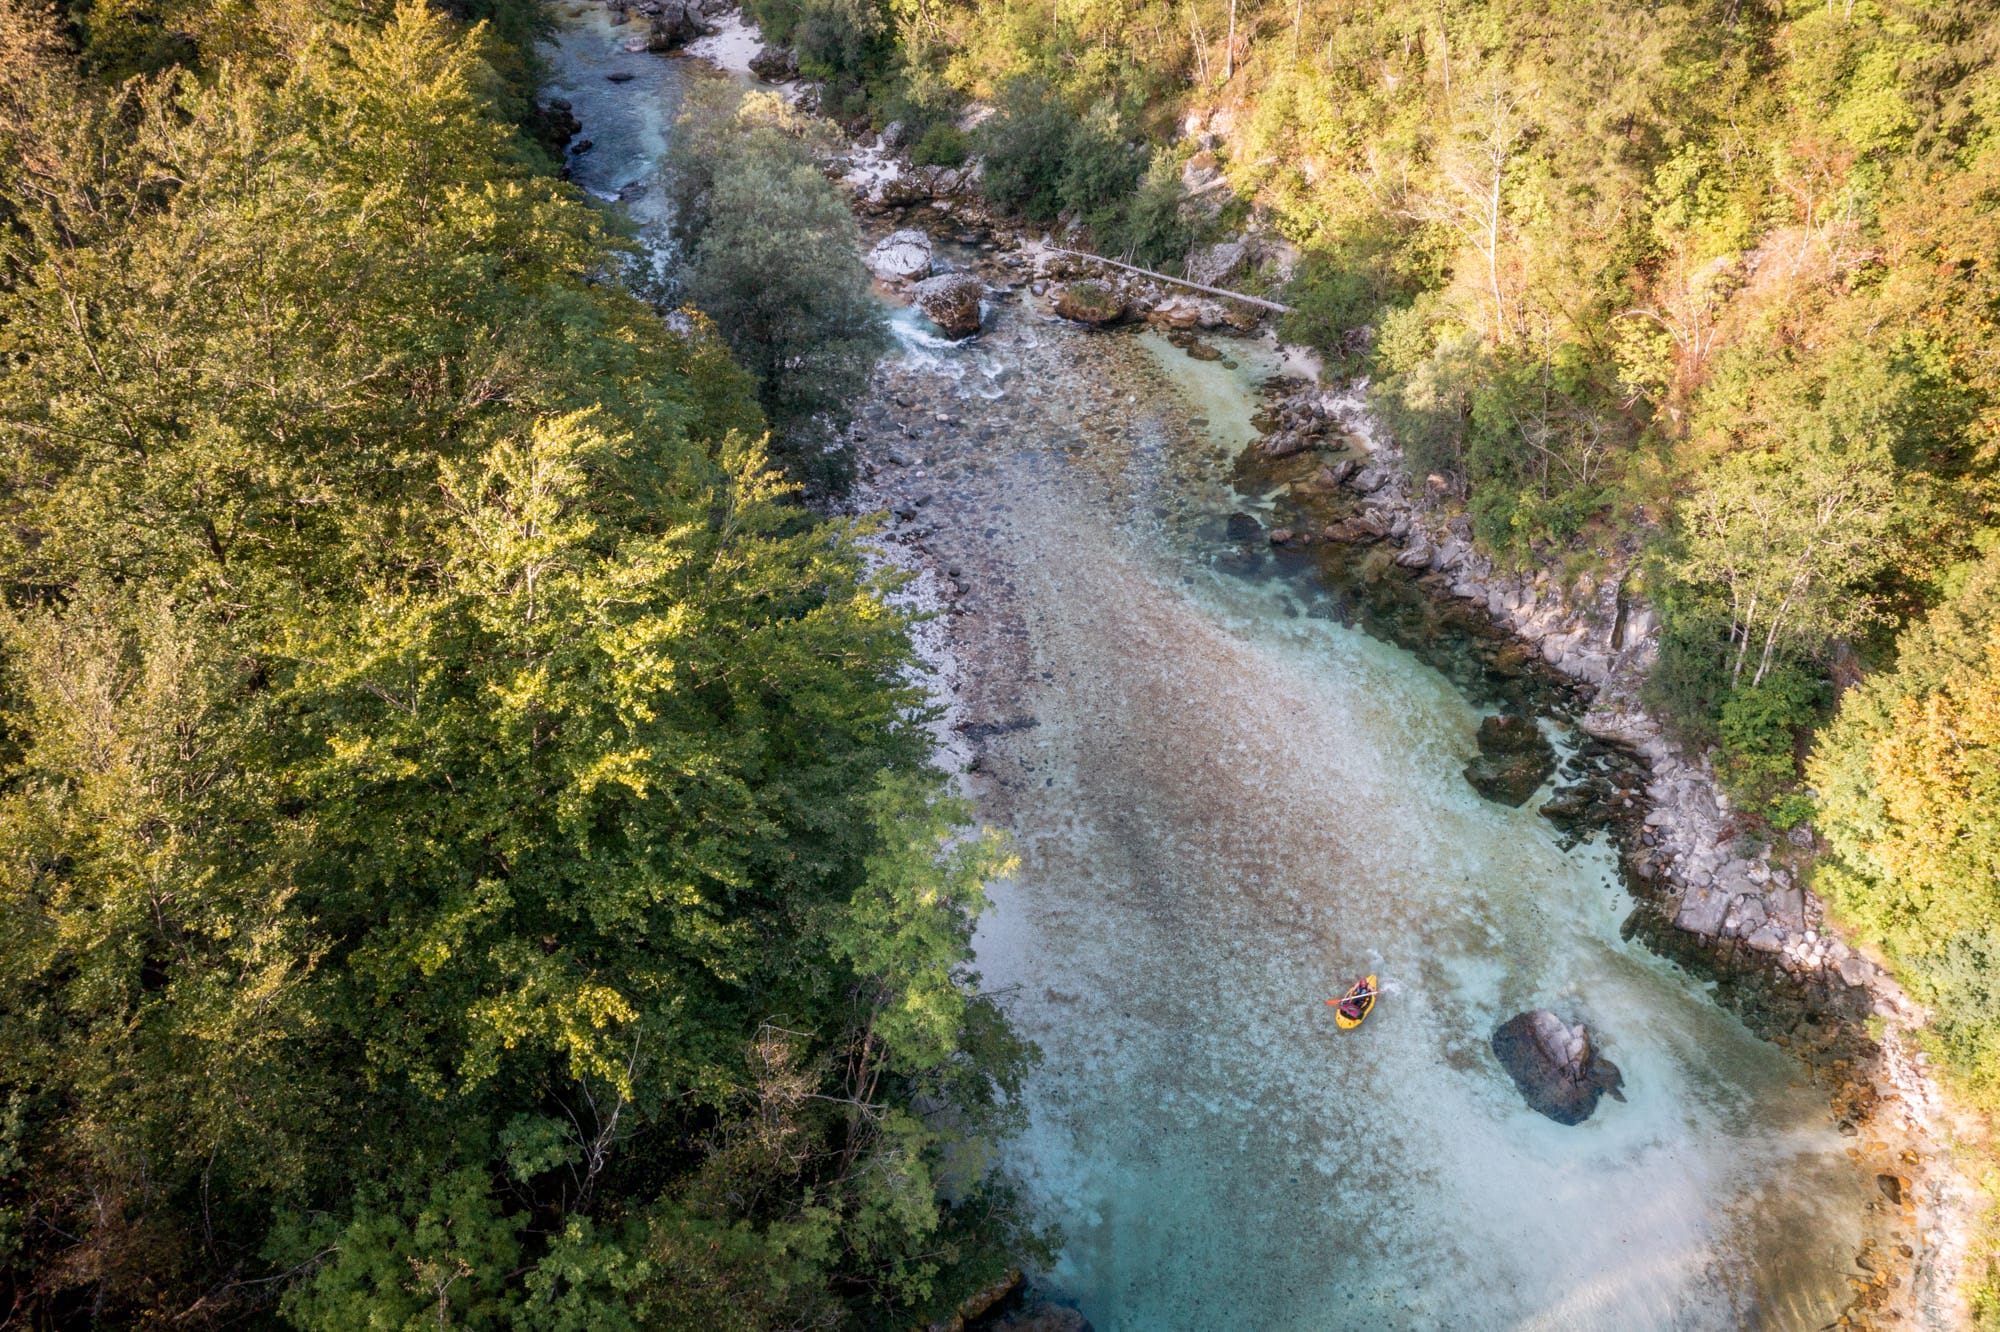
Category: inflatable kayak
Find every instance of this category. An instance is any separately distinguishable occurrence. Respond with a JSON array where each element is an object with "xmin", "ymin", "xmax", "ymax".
[{"xmin": 1329, "ymin": 974, "xmax": 1377, "ymax": 1030}]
